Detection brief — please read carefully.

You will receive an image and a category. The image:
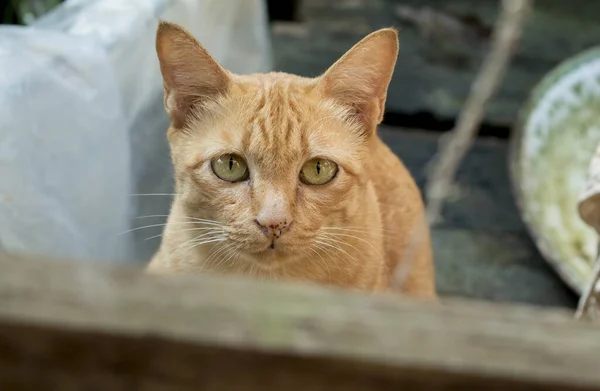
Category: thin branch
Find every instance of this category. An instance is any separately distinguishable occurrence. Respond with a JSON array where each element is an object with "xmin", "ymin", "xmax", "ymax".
[
  {"xmin": 392, "ymin": 0, "xmax": 532, "ymax": 292},
  {"xmin": 424, "ymin": 0, "xmax": 533, "ymax": 224},
  {"xmin": 576, "ymin": 248, "xmax": 600, "ymax": 321}
]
